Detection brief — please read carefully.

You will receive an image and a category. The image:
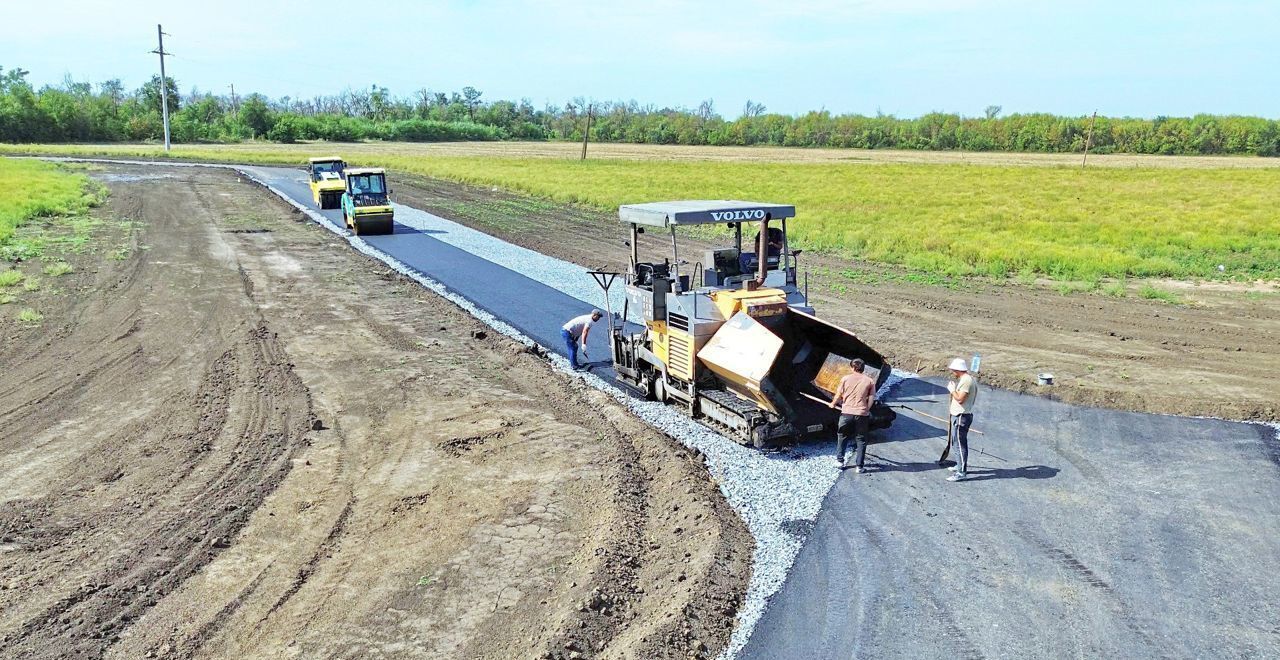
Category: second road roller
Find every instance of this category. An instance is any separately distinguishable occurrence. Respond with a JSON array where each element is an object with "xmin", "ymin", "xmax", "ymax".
[{"xmin": 341, "ymin": 167, "xmax": 395, "ymax": 235}]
